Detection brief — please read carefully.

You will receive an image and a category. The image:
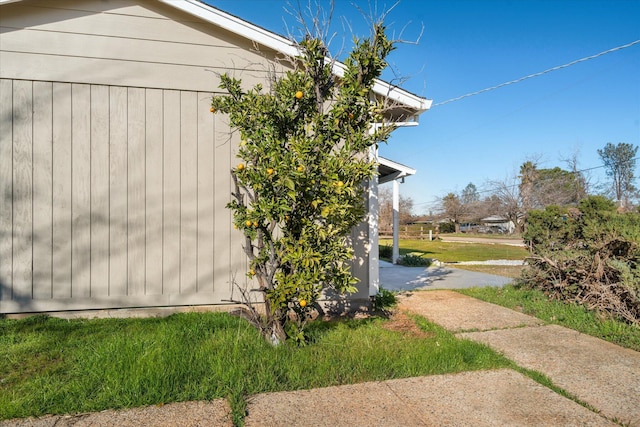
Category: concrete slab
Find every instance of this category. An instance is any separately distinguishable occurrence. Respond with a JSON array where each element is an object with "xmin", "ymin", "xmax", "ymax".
[
  {"xmin": 244, "ymin": 369, "xmax": 615, "ymax": 427},
  {"xmin": 459, "ymin": 325, "xmax": 640, "ymax": 426},
  {"xmin": 397, "ymin": 290, "xmax": 543, "ymax": 332},
  {"xmin": 380, "ymin": 263, "xmax": 513, "ymax": 292},
  {"xmin": 1, "ymin": 400, "xmax": 233, "ymax": 427}
]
